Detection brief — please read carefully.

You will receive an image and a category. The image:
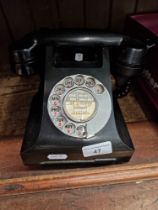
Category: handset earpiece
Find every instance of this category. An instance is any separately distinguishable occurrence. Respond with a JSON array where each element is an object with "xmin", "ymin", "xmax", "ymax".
[
  {"xmin": 9, "ymin": 34, "xmax": 40, "ymax": 76},
  {"xmin": 112, "ymin": 38, "xmax": 147, "ymax": 98}
]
